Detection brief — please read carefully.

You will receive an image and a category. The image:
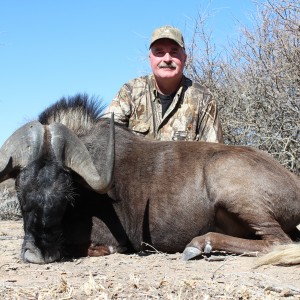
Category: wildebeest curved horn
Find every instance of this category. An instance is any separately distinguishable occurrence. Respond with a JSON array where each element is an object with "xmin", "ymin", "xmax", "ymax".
[
  {"xmin": 0, "ymin": 121, "xmax": 44, "ymax": 182},
  {"xmin": 49, "ymin": 113, "xmax": 115, "ymax": 194}
]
